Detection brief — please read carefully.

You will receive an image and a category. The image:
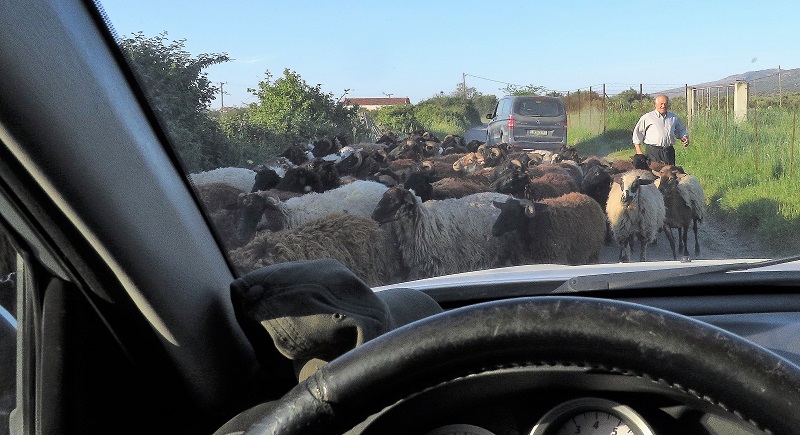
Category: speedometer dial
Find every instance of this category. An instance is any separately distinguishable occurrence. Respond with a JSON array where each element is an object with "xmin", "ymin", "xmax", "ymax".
[
  {"xmin": 530, "ymin": 398, "xmax": 655, "ymax": 435},
  {"xmin": 554, "ymin": 410, "xmax": 632, "ymax": 434}
]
